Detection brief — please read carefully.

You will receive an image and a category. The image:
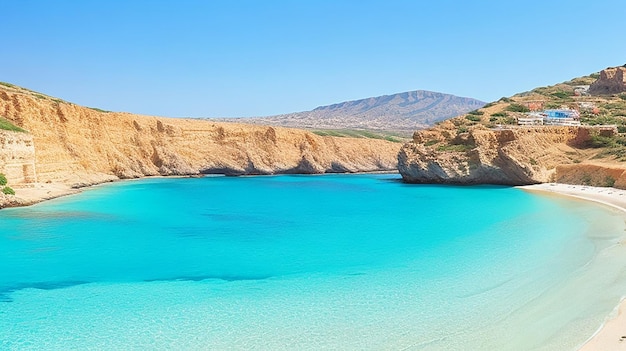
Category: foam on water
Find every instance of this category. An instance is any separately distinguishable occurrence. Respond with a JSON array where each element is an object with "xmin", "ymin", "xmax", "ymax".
[{"xmin": 1, "ymin": 174, "xmax": 626, "ymax": 350}]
